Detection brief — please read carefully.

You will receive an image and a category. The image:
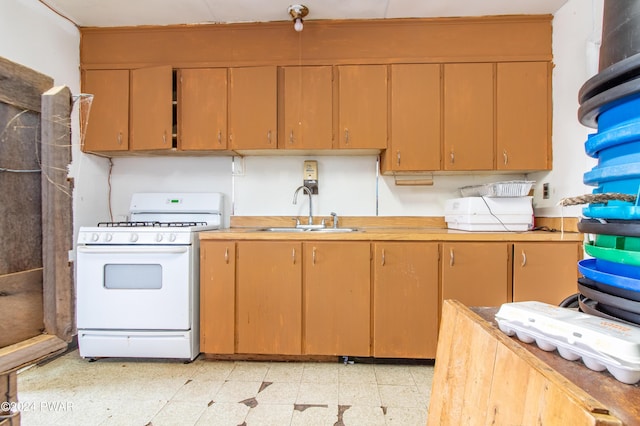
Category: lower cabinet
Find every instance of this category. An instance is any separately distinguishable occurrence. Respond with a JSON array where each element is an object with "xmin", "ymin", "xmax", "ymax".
[
  {"xmin": 441, "ymin": 242, "xmax": 511, "ymax": 307},
  {"xmin": 512, "ymin": 242, "xmax": 580, "ymax": 305},
  {"xmin": 304, "ymin": 242, "xmax": 371, "ymax": 356},
  {"xmin": 373, "ymin": 242, "xmax": 439, "ymax": 358},
  {"xmin": 200, "ymin": 241, "xmax": 235, "ymax": 354},
  {"xmin": 200, "ymin": 239, "xmax": 581, "ymax": 358},
  {"xmin": 236, "ymin": 241, "xmax": 302, "ymax": 355}
]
